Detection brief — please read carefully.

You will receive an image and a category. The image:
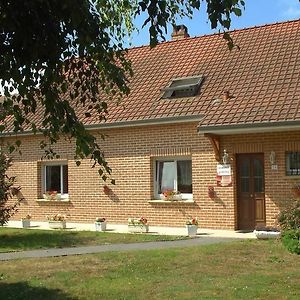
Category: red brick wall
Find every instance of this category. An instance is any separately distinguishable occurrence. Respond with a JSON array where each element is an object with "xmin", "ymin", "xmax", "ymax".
[
  {"xmin": 6, "ymin": 124, "xmax": 300, "ymax": 229},
  {"xmin": 222, "ymin": 131, "xmax": 300, "ymax": 228}
]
